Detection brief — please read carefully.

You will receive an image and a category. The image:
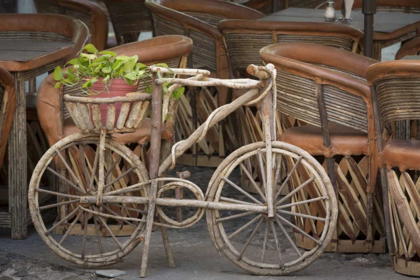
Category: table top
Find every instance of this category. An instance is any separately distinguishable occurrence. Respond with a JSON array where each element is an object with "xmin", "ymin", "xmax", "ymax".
[
  {"xmin": 0, "ymin": 32, "xmax": 73, "ymax": 72},
  {"xmin": 261, "ymin": 8, "xmax": 420, "ymax": 36},
  {"xmin": 402, "ymin": 55, "xmax": 420, "ymax": 60}
]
